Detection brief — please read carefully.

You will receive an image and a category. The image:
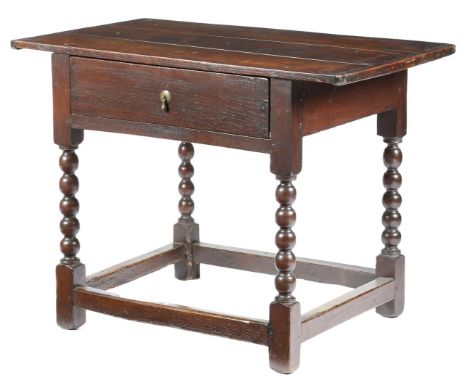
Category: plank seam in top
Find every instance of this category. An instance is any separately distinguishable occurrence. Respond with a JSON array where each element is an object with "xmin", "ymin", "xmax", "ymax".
[
  {"xmin": 82, "ymin": 24, "xmax": 425, "ymax": 55},
  {"xmin": 70, "ymin": 32, "xmax": 373, "ymax": 67},
  {"xmin": 127, "ymin": 18, "xmax": 447, "ymax": 52},
  {"xmin": 11, "ymin": 18, "xmax": 456, "ymax": 85}
]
